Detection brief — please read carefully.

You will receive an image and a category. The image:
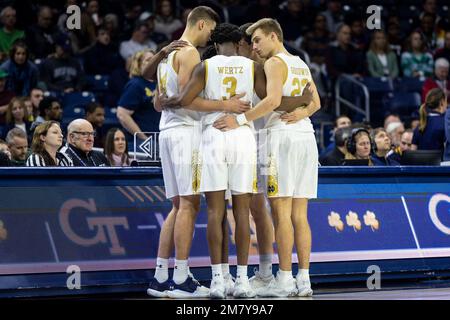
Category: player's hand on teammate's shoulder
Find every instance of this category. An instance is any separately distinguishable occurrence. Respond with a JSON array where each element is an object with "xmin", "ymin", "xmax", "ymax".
[
  {"xmin": 280, "ymin": 107, "xmax": 309, "ymax": 124},
  {"xmin": 302, "ymin": 82, "xmax": 313, "ymax": 105},
  {"xmin": 161, "ymin": 40, "xmax": 189, "ymax": 57},
  {"xmin": 223, "ymin": 93, "xmax": 250, "ymax": 114},
  {"xmin": 213, "ymin": 114, "xmax": 239, "ymax": 131}
]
